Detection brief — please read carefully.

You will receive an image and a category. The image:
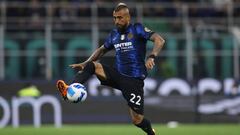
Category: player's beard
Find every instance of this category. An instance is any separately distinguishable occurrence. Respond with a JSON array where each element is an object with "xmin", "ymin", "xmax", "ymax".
[{"xmin": 116, "ymin": 23, "xmax": 128, "ymax": 33}]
